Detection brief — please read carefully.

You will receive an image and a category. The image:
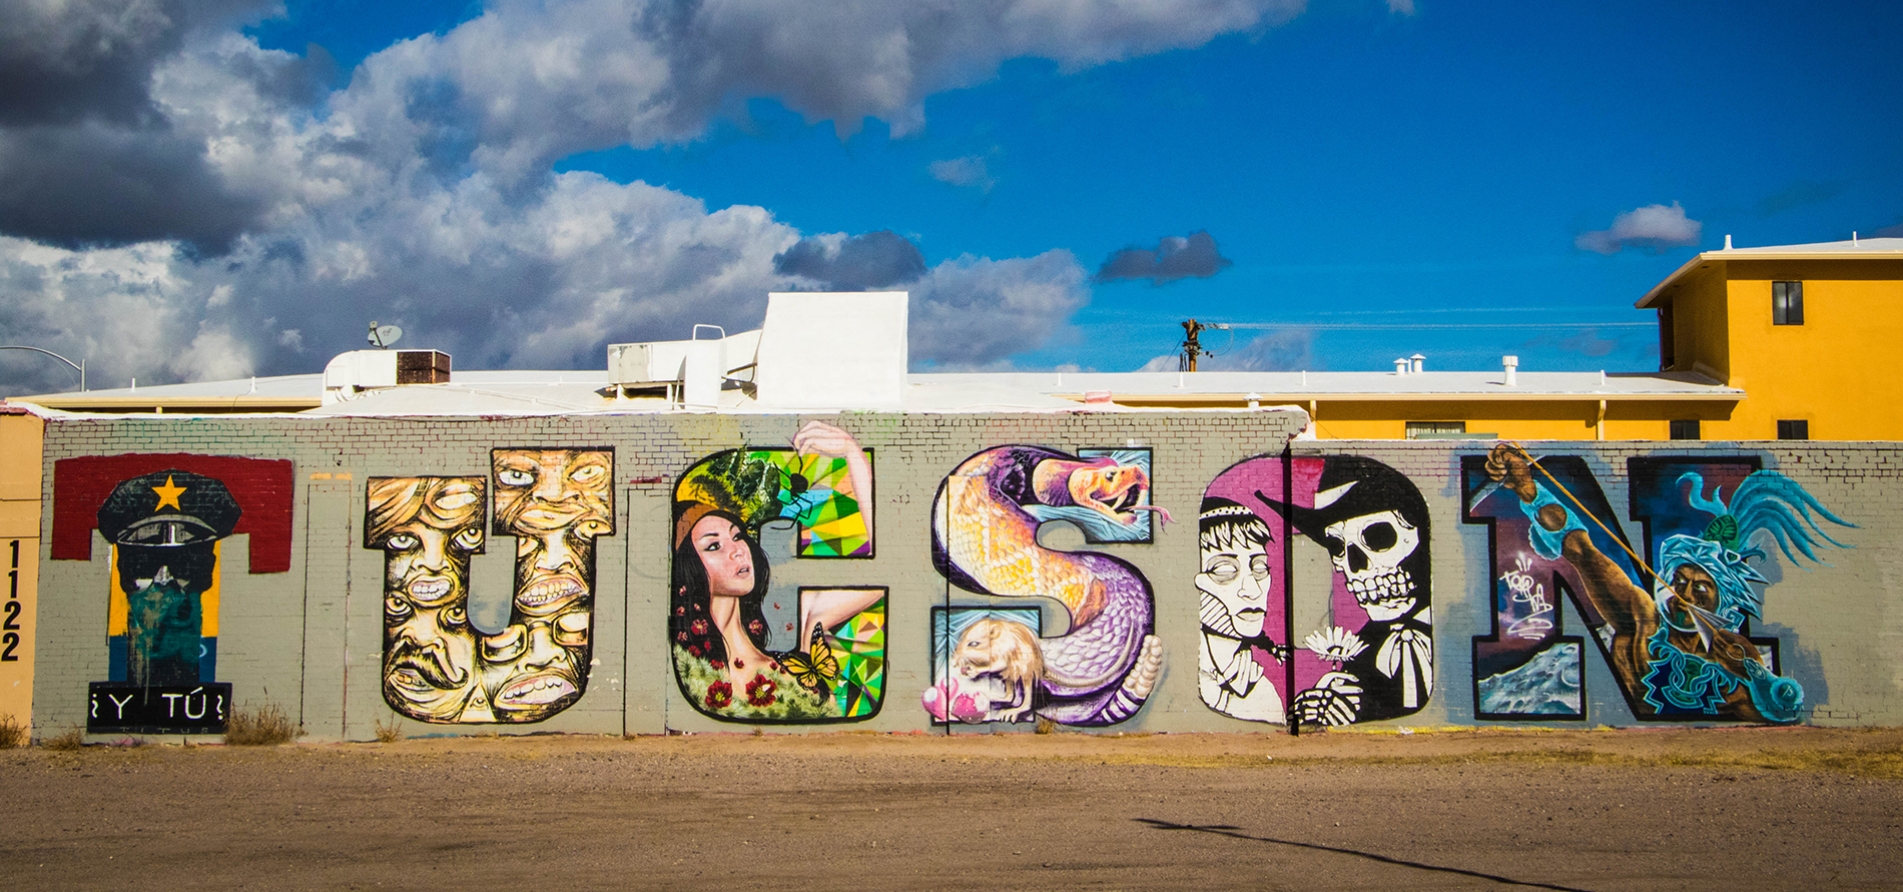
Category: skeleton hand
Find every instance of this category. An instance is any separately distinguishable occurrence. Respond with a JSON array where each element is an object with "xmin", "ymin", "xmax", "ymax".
[
  {"xmin": 1289, "ymin": 672, "xmax": 1363, "ymax": 726},
  {"xmin": 1484, "ymin": 444, "xmax": 1538, "ymax": 503}
]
